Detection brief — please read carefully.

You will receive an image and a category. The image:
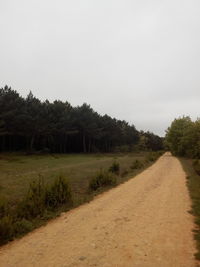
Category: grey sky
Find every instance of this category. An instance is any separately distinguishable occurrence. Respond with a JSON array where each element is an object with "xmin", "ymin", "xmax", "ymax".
[{"xmin": 0, "ymin": 0, "xmax": 200, "ymax": 136}]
